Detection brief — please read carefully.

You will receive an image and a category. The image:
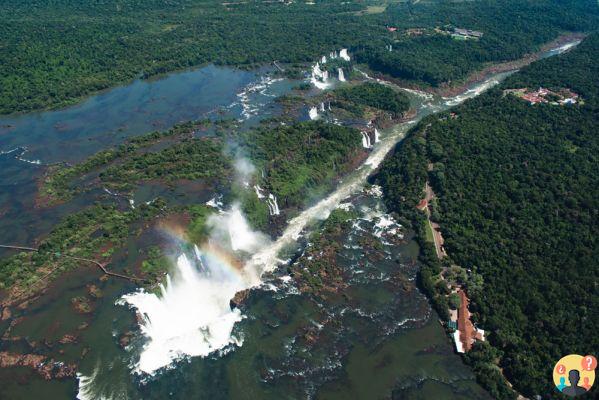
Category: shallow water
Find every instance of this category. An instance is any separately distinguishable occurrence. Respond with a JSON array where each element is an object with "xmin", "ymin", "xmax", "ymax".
[{"xmin": 0, "ymin": 65, "xmax": 295, "ymax": 252}]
